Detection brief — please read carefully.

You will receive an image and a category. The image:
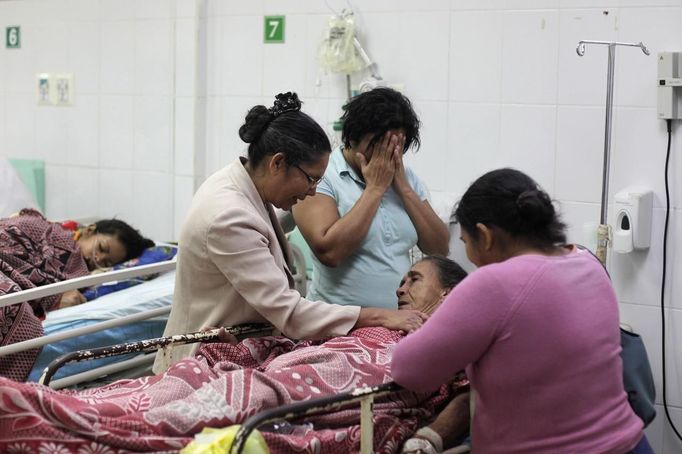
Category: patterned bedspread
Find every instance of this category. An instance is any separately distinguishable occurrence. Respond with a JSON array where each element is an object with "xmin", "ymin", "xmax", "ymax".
[
  {"xmin": 0, "ymin": 327, "xmax": 464, "ymax": 453},
  {"xmin": 0, "ymin": 209, "xmax": 89, "ymax": 381}
]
